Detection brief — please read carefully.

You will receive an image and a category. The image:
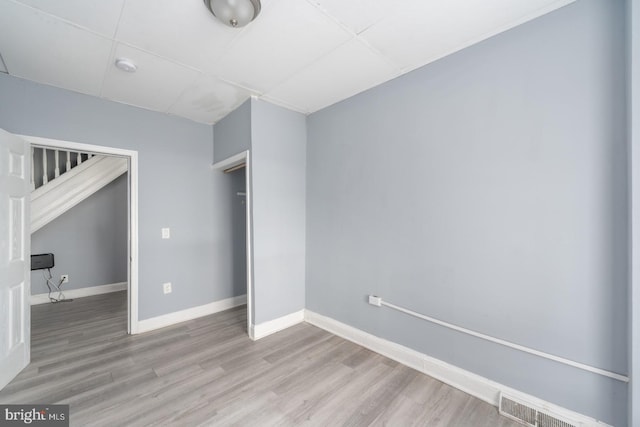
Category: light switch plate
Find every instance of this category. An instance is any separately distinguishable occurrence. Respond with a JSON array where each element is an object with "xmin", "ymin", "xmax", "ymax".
[{"xmin": 161, "ymin": 228, "xmax": 170, "ymax": 239}]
